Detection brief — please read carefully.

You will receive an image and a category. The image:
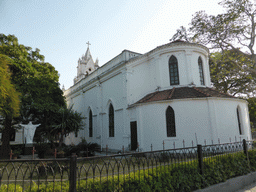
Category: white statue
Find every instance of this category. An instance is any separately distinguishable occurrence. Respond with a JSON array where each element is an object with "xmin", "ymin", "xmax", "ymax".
[{"xmin": 20, "ymin": 121, "xmax": 40, "ymax": 144}]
